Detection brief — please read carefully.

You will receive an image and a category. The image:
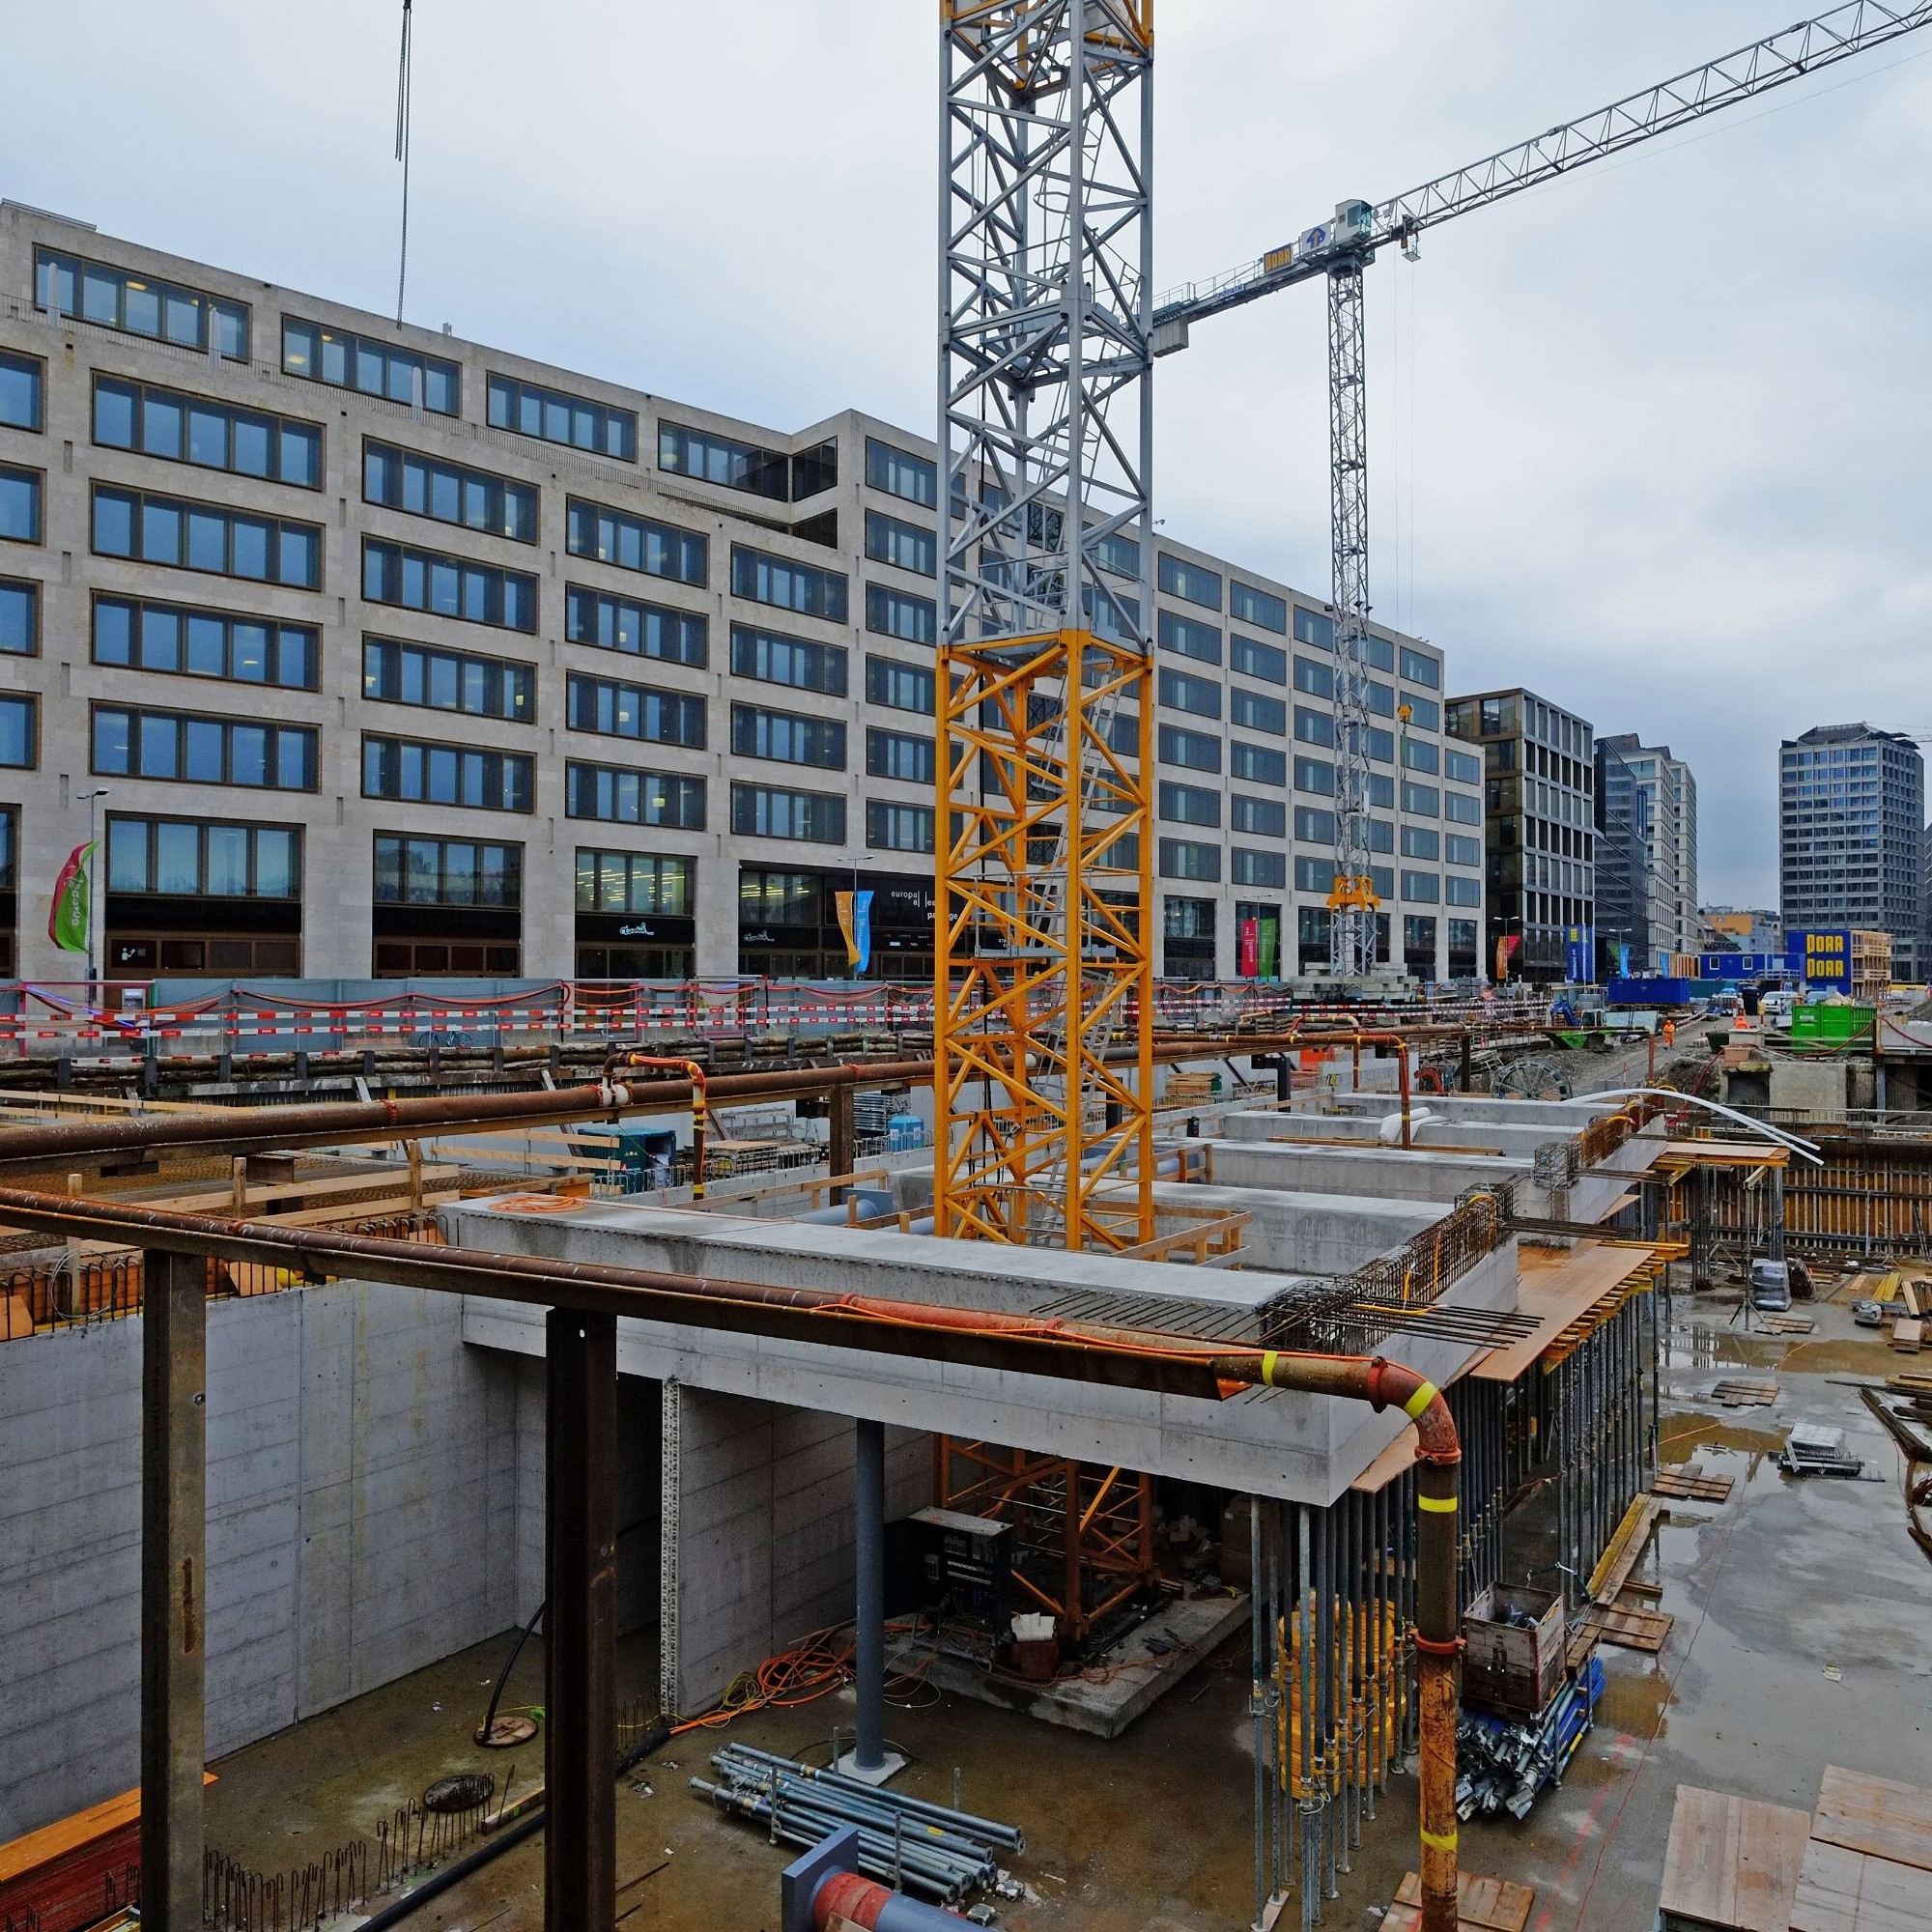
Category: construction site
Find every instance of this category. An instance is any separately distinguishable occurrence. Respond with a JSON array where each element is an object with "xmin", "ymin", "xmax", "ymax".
[{"xmin": 4, "ymin": 7, "xmax": 1932, "ymax": 1932}]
